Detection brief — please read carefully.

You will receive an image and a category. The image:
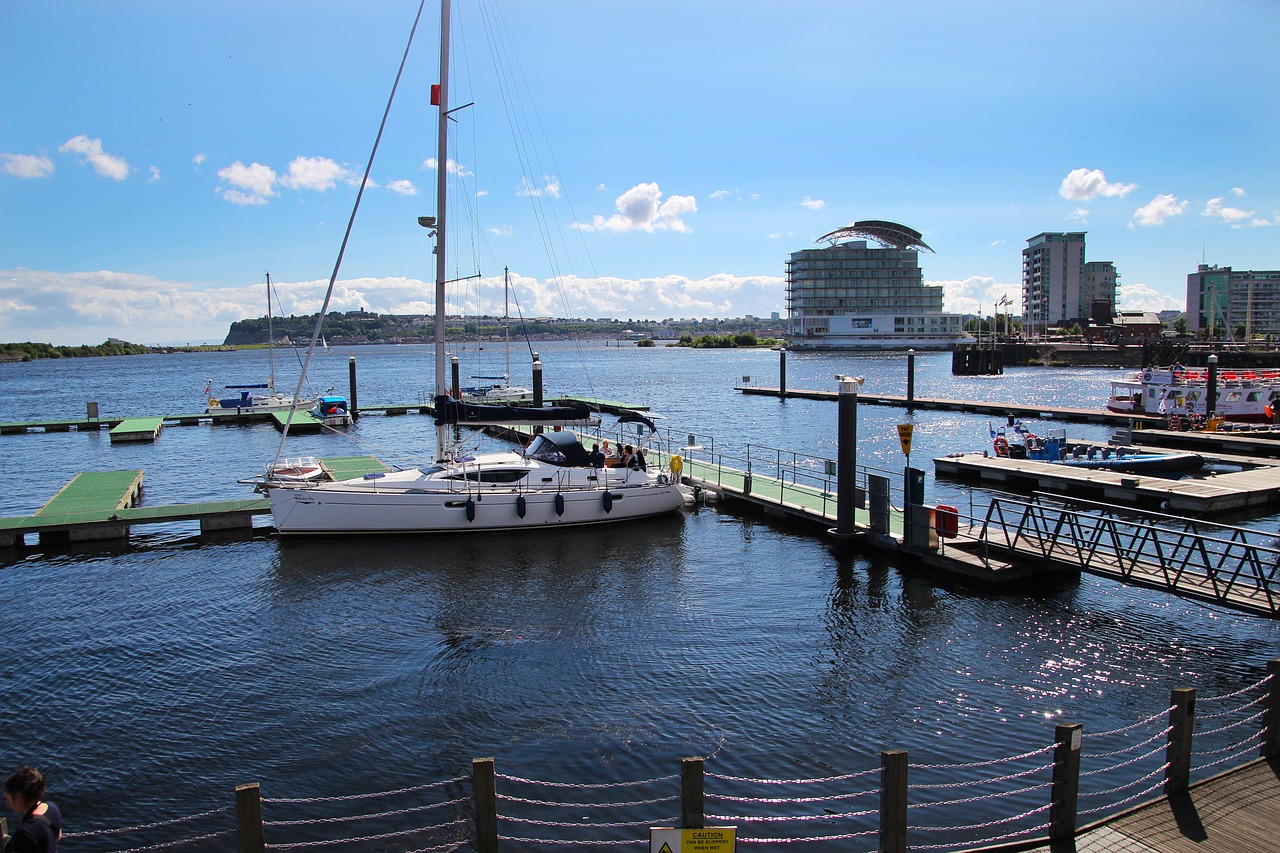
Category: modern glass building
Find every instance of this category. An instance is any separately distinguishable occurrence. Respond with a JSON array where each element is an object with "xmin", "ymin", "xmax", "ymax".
[
  {"xmin": 1186, "ymin": 264, "xmax": 1280, "ymax": 338},
  {"xmin": 785, "ymin": 220, "xmax": 970, "ymax": 350}
]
